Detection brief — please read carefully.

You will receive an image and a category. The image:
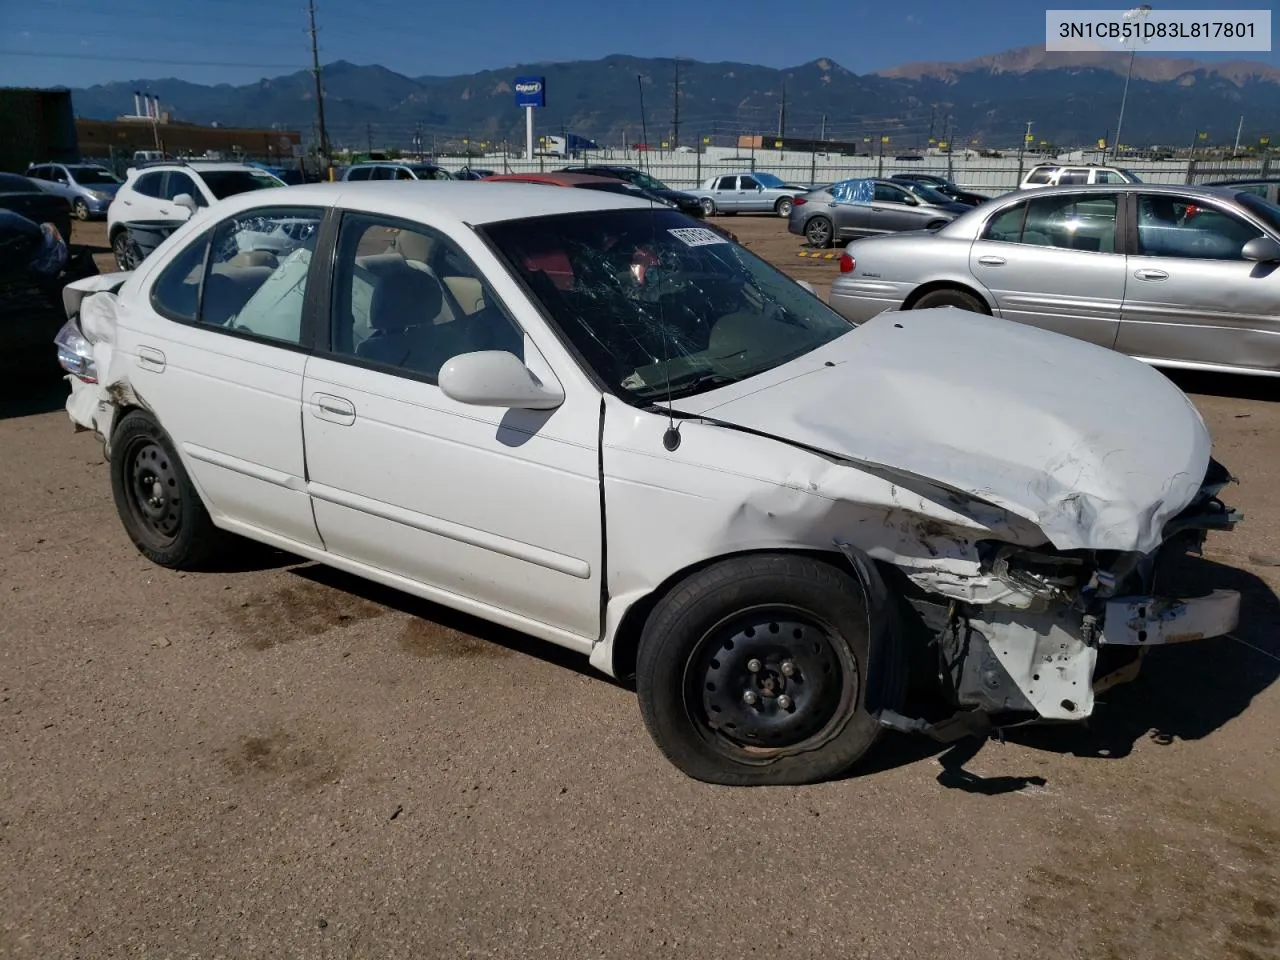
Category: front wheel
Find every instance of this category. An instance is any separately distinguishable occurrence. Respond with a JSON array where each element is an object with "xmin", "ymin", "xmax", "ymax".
[
  {"xmin": 636, "ymin": 554, "xmax": 888, "ymax": 786},
  {"xmin": 111, "ymin": 230, "xmax": 138, "ymax": 271},
  {"xmin": 775, "ymin": 197, "xmax": 794, "ymax": 217},
  {"xmin": 699, "ymin": 197, "xmax": 716, "ymax": 216},
  {"xmin": 74, "ymin": 199, "xmax": 90, "ymax": 221}
]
